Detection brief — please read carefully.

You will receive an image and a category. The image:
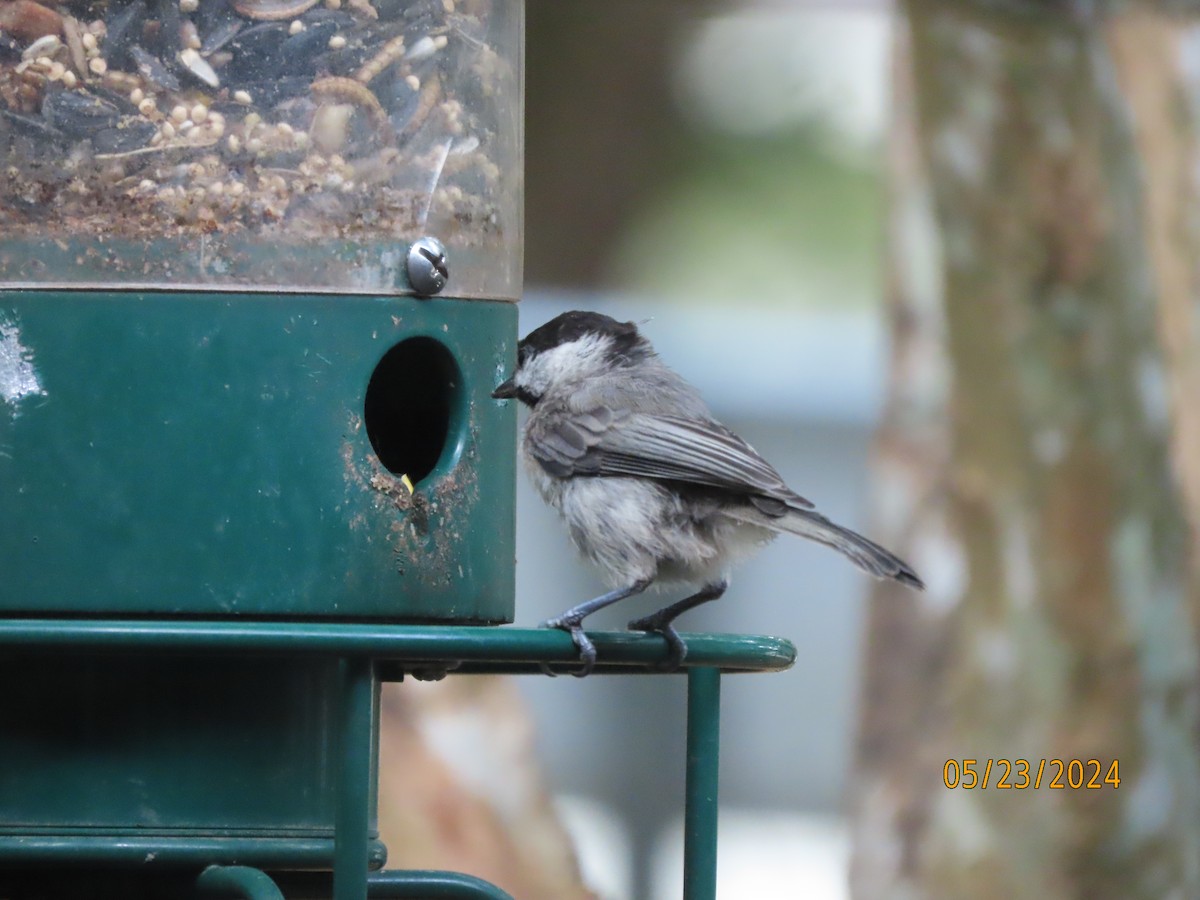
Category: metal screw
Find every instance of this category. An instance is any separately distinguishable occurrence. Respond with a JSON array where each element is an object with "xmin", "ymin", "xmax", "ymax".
[{"xmin": 406, "ymin": 236, "xmax": 448, "ymax": 296}]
